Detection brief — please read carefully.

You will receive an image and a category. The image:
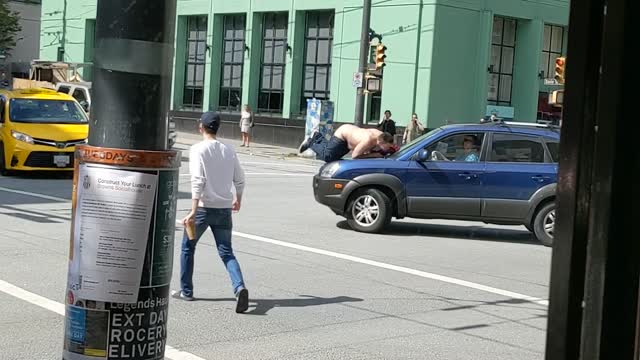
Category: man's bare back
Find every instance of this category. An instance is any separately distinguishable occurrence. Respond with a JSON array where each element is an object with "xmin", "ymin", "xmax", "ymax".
[
  {"xmin": 334, "ymin": 124, "xmax": 382, "ymax": 154},
  {"xmin": 299, "ymin": 124, "xmax": 394, "ymax": 162}
]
